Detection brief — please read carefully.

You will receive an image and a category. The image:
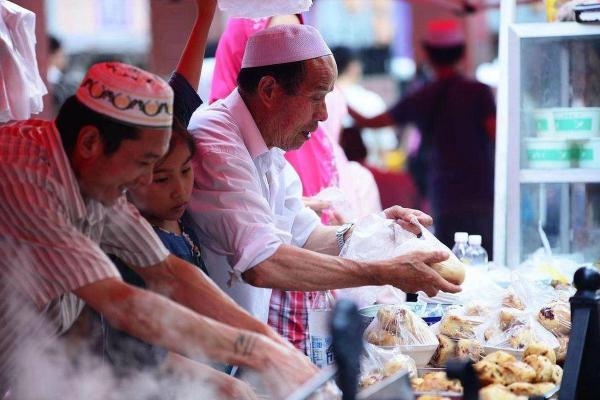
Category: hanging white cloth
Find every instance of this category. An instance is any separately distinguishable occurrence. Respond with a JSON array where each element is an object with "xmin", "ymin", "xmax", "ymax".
[
  {"xmin": 0, "ymin": 1, "xmax": 47, "ymax": 122},
  {"xmin": 217, "ymin": 0, "xmax": 312, "ymax": 18}
]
